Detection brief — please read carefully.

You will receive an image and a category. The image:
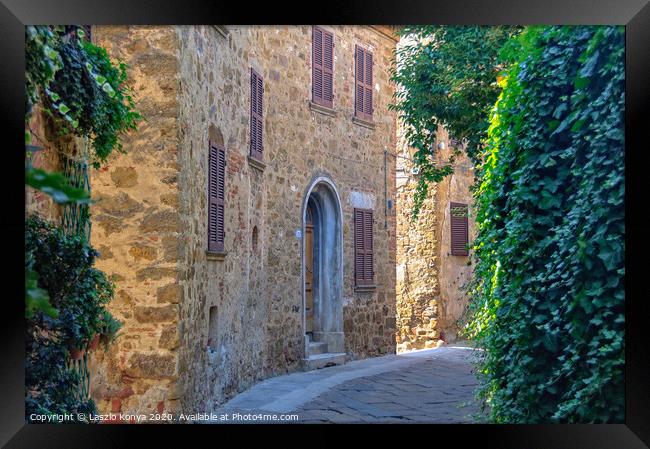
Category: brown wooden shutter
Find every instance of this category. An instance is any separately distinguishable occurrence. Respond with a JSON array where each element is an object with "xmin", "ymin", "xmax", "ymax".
[
  {"xmin": 250, "ymin": 68, "xmax": 263, "ymax": 160},
  {"xmin": 354, "ymin": 208, "xmax": 374, "ymax": 286},
  {"xmin": 208, "ymin": 142, "xmax": 226, "ymax": 252},
  {"xmin": 355, "ymin": 46, "xmax": 365, "ymax": 117},
  {"xmin": 364, "ymin": 50, "xmax": 373, "ymax": 118},
  {"xmin": 313, "ymin": 26, "xmax": 333, "ymax": 108},
  {"xmin": 355, "ymin": 46, "xmax": 373, "ymax": 120},
  {"xmin": 450, "ymin": 202, "xmax": 469, "ymax": 256}
]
